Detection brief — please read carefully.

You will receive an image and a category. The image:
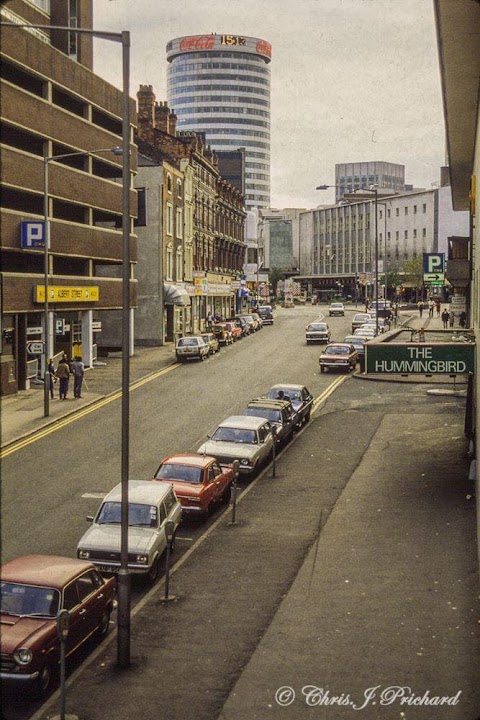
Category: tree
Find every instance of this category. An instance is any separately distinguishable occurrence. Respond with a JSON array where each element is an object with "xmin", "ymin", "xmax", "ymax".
[
  {"xmin": 385, "ymin": 262, "xmax": 402, "ymax": 299},
  {"xmin": 403, "ymin": 256, "xmax": 424, "ymax": 301},
  {"xmin": 268, "ymin": 267, "xmax": 285, "ymax": 298}
]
